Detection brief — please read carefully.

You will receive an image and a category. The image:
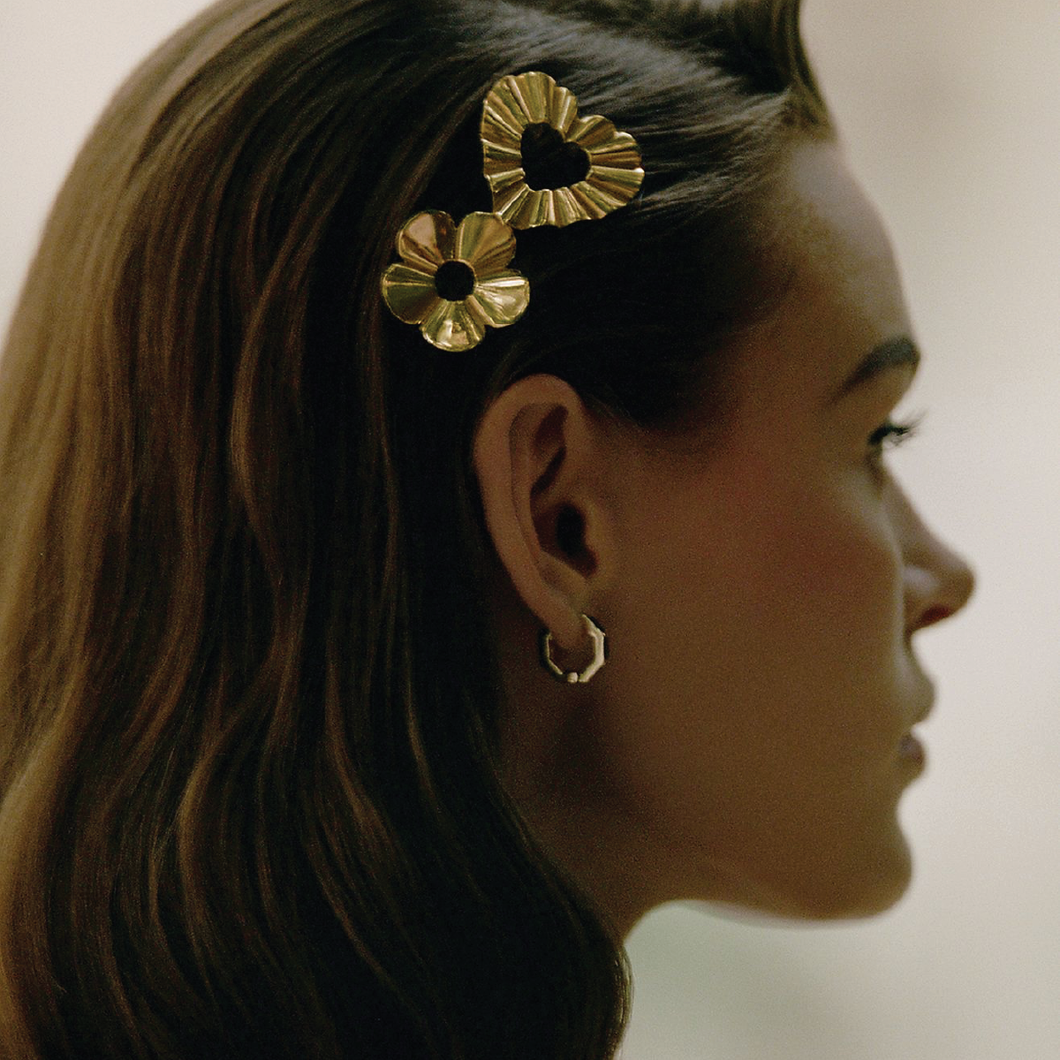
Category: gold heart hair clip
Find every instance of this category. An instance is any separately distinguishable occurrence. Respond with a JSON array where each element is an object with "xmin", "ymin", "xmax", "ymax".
[{"xmin": 381, "ymin": 72, "xmax": 645, "ymax": 351}]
